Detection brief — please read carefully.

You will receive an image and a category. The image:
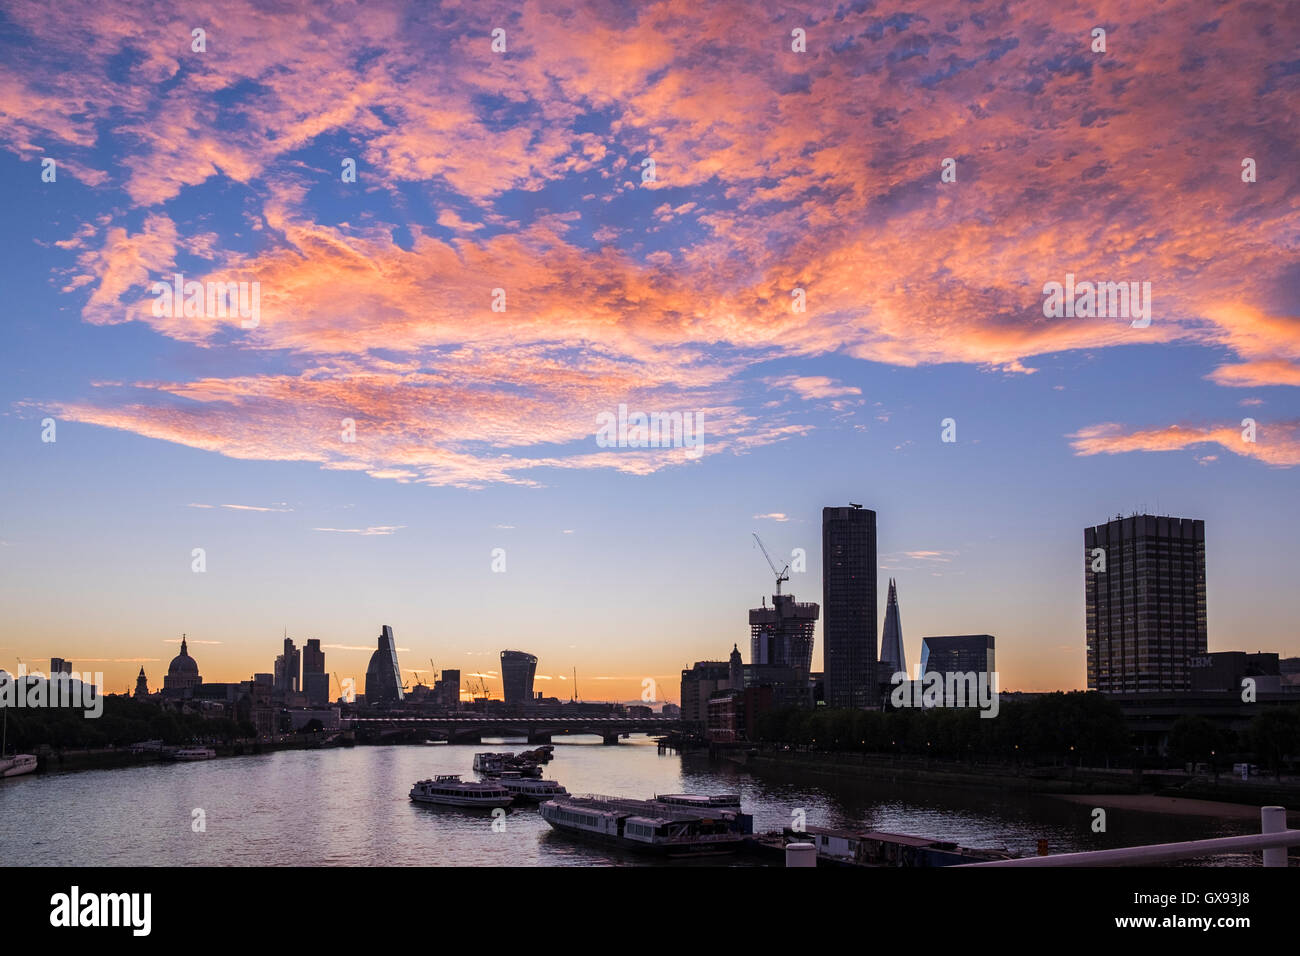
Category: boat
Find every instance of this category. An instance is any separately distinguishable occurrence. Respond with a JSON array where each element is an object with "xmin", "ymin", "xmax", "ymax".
[
  {"xmin": 162, "ymin": 747, "xmax": 217, "ymax": 761},
  {"xmin": 539, "ymin": 794, "xmax": 753, "ymax": 856},
  {"xmin": 654, "ymin": 793, "xmax": 741, "ymax": 811},
  {"xmin": 474, "ymin": 751, "xmax": 543, "ymax": 778},
  {"xmin": 497, "ymin": 771, "xmax": 567, "ymax": 803},
  {"xmin": 750, "ymin": 825, "xmax": 1018, "ymax": 867},
  {"xmin": 473, "ymin": 752, "xmax": 506, "ymax": 773},
  {"xmin": 409, "ymin": 774, "xmax": 513, "ymax": 808},
  {"xmin": 0, "ymin": 706, "xmax": 37, "ymax": 778},
  {"xmin": 0, "ymin": 754, "xmax": 38, "ymax": 779}
]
